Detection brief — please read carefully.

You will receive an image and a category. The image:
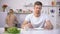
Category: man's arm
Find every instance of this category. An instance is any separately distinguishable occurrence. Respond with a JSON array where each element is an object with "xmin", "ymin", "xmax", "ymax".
[
  {"xmin": 5, "ymin": 16, "xmax": 8, "ymax": 24},
  {"xmin": 21, "ymin": 14, "xmax": 33, "ymax": 29},
  {"xmin": 21, "ymin": 20, "xmax": 28, "ymax": 28},
  {"xmin": 21, "ymin": 20, "xmax": 33, "ymax": 29},
  {"xmin": 44, "ymin": 20, "xmax": 53, "ymax": 30},
  {"xmin": 15, "ymin": 16, "xmax": 19, "ymax": 23}
]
